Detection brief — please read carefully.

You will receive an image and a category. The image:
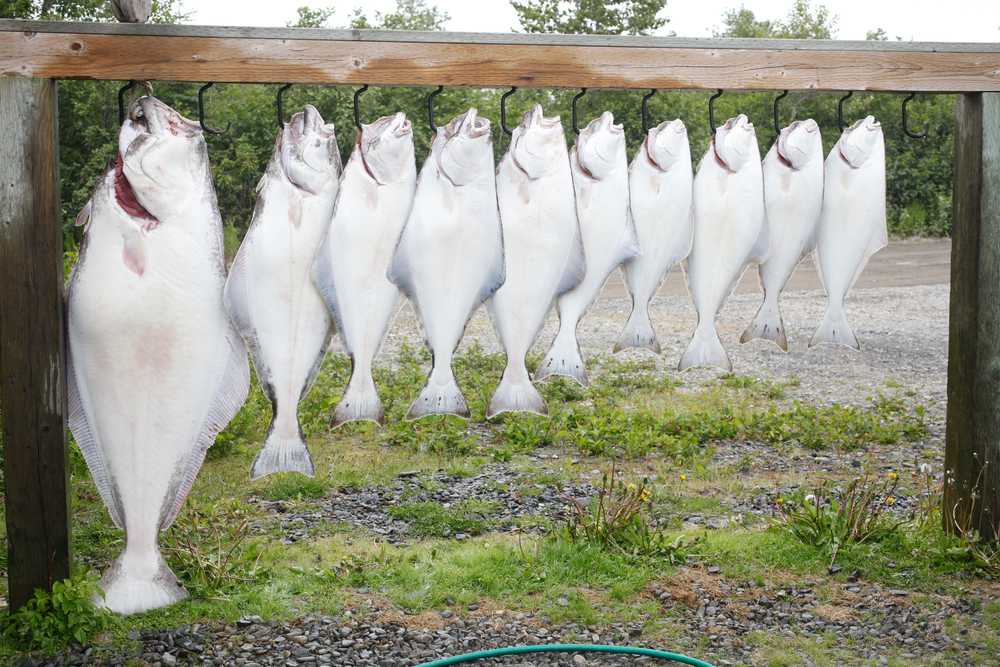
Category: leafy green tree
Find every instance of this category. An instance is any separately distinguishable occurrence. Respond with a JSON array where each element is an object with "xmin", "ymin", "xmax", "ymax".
[
  {"xmin": 288, "ymin": 5, "xmax": 335, "ymax": 28},
  {"xmin": 511, "ymin": 0, "xmax": 666, "ymax": 35},
  {"xmin": 715, "ymin": 0, "xmax": 835, "ymax": 39}
]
